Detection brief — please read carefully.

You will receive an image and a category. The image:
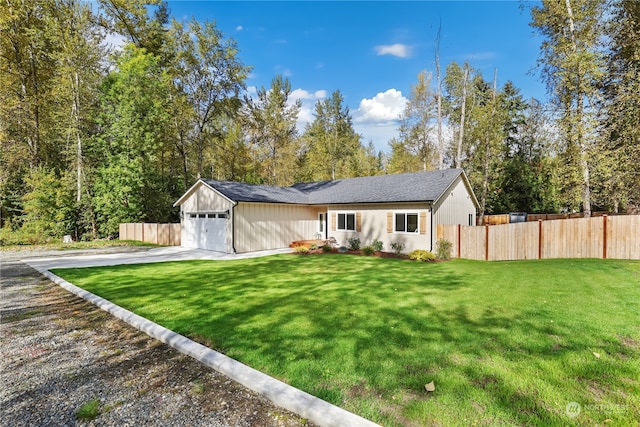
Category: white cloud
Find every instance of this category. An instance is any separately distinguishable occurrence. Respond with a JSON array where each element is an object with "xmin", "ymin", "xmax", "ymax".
[
  {"xmin": 355, "ymin": 89, "xmax": 407, "ymax": 123},
  {"xmin": 289, "ymin": 88, "xmax": 327, "ymax": 130},
  {"xmin": 375, "ymin": 43, "xmax": 411, "ymax": 58},
  {"xmin": 351, "ymin": 89, "xmax": 408, "ymax": 152},
  {"xmin": 236, "ymin": 25, "xmax": 243, "ymax": 31},
  {"xmin": 102, "ymin": 31, "xmax": 127, "ymax": 51},
  {"xmin": 290, "ymin": 89, "xmax": 327, "ymax": 101}
]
